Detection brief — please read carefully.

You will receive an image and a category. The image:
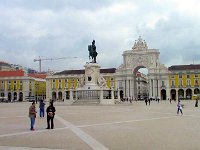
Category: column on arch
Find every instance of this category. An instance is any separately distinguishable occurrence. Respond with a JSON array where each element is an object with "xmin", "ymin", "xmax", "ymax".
[
  {"xmin": 149, "ymin": 78, "xmax": 154, "ymax": 98},
  {"xmin": 128, "ymin": 76, "xmax": 135, "ymax": 98},
  {"xmin": 176, "ymin": 89, "xmax": 179, "ymax": 100}
]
